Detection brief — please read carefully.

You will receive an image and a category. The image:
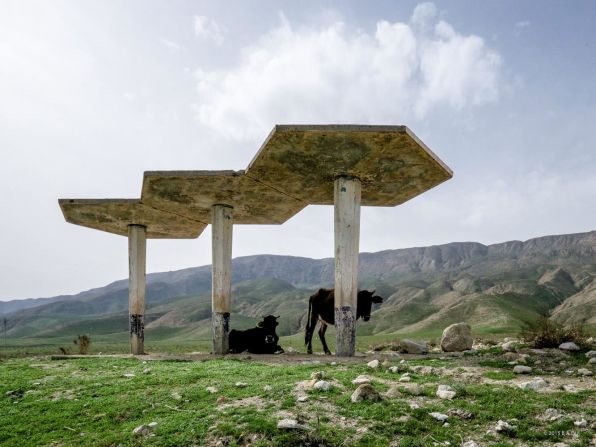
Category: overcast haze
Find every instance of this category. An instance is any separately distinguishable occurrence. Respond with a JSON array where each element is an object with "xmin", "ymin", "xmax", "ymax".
[{"xmin": 1, "ymin": 1, "xmax": 595, "ymax": 301}]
